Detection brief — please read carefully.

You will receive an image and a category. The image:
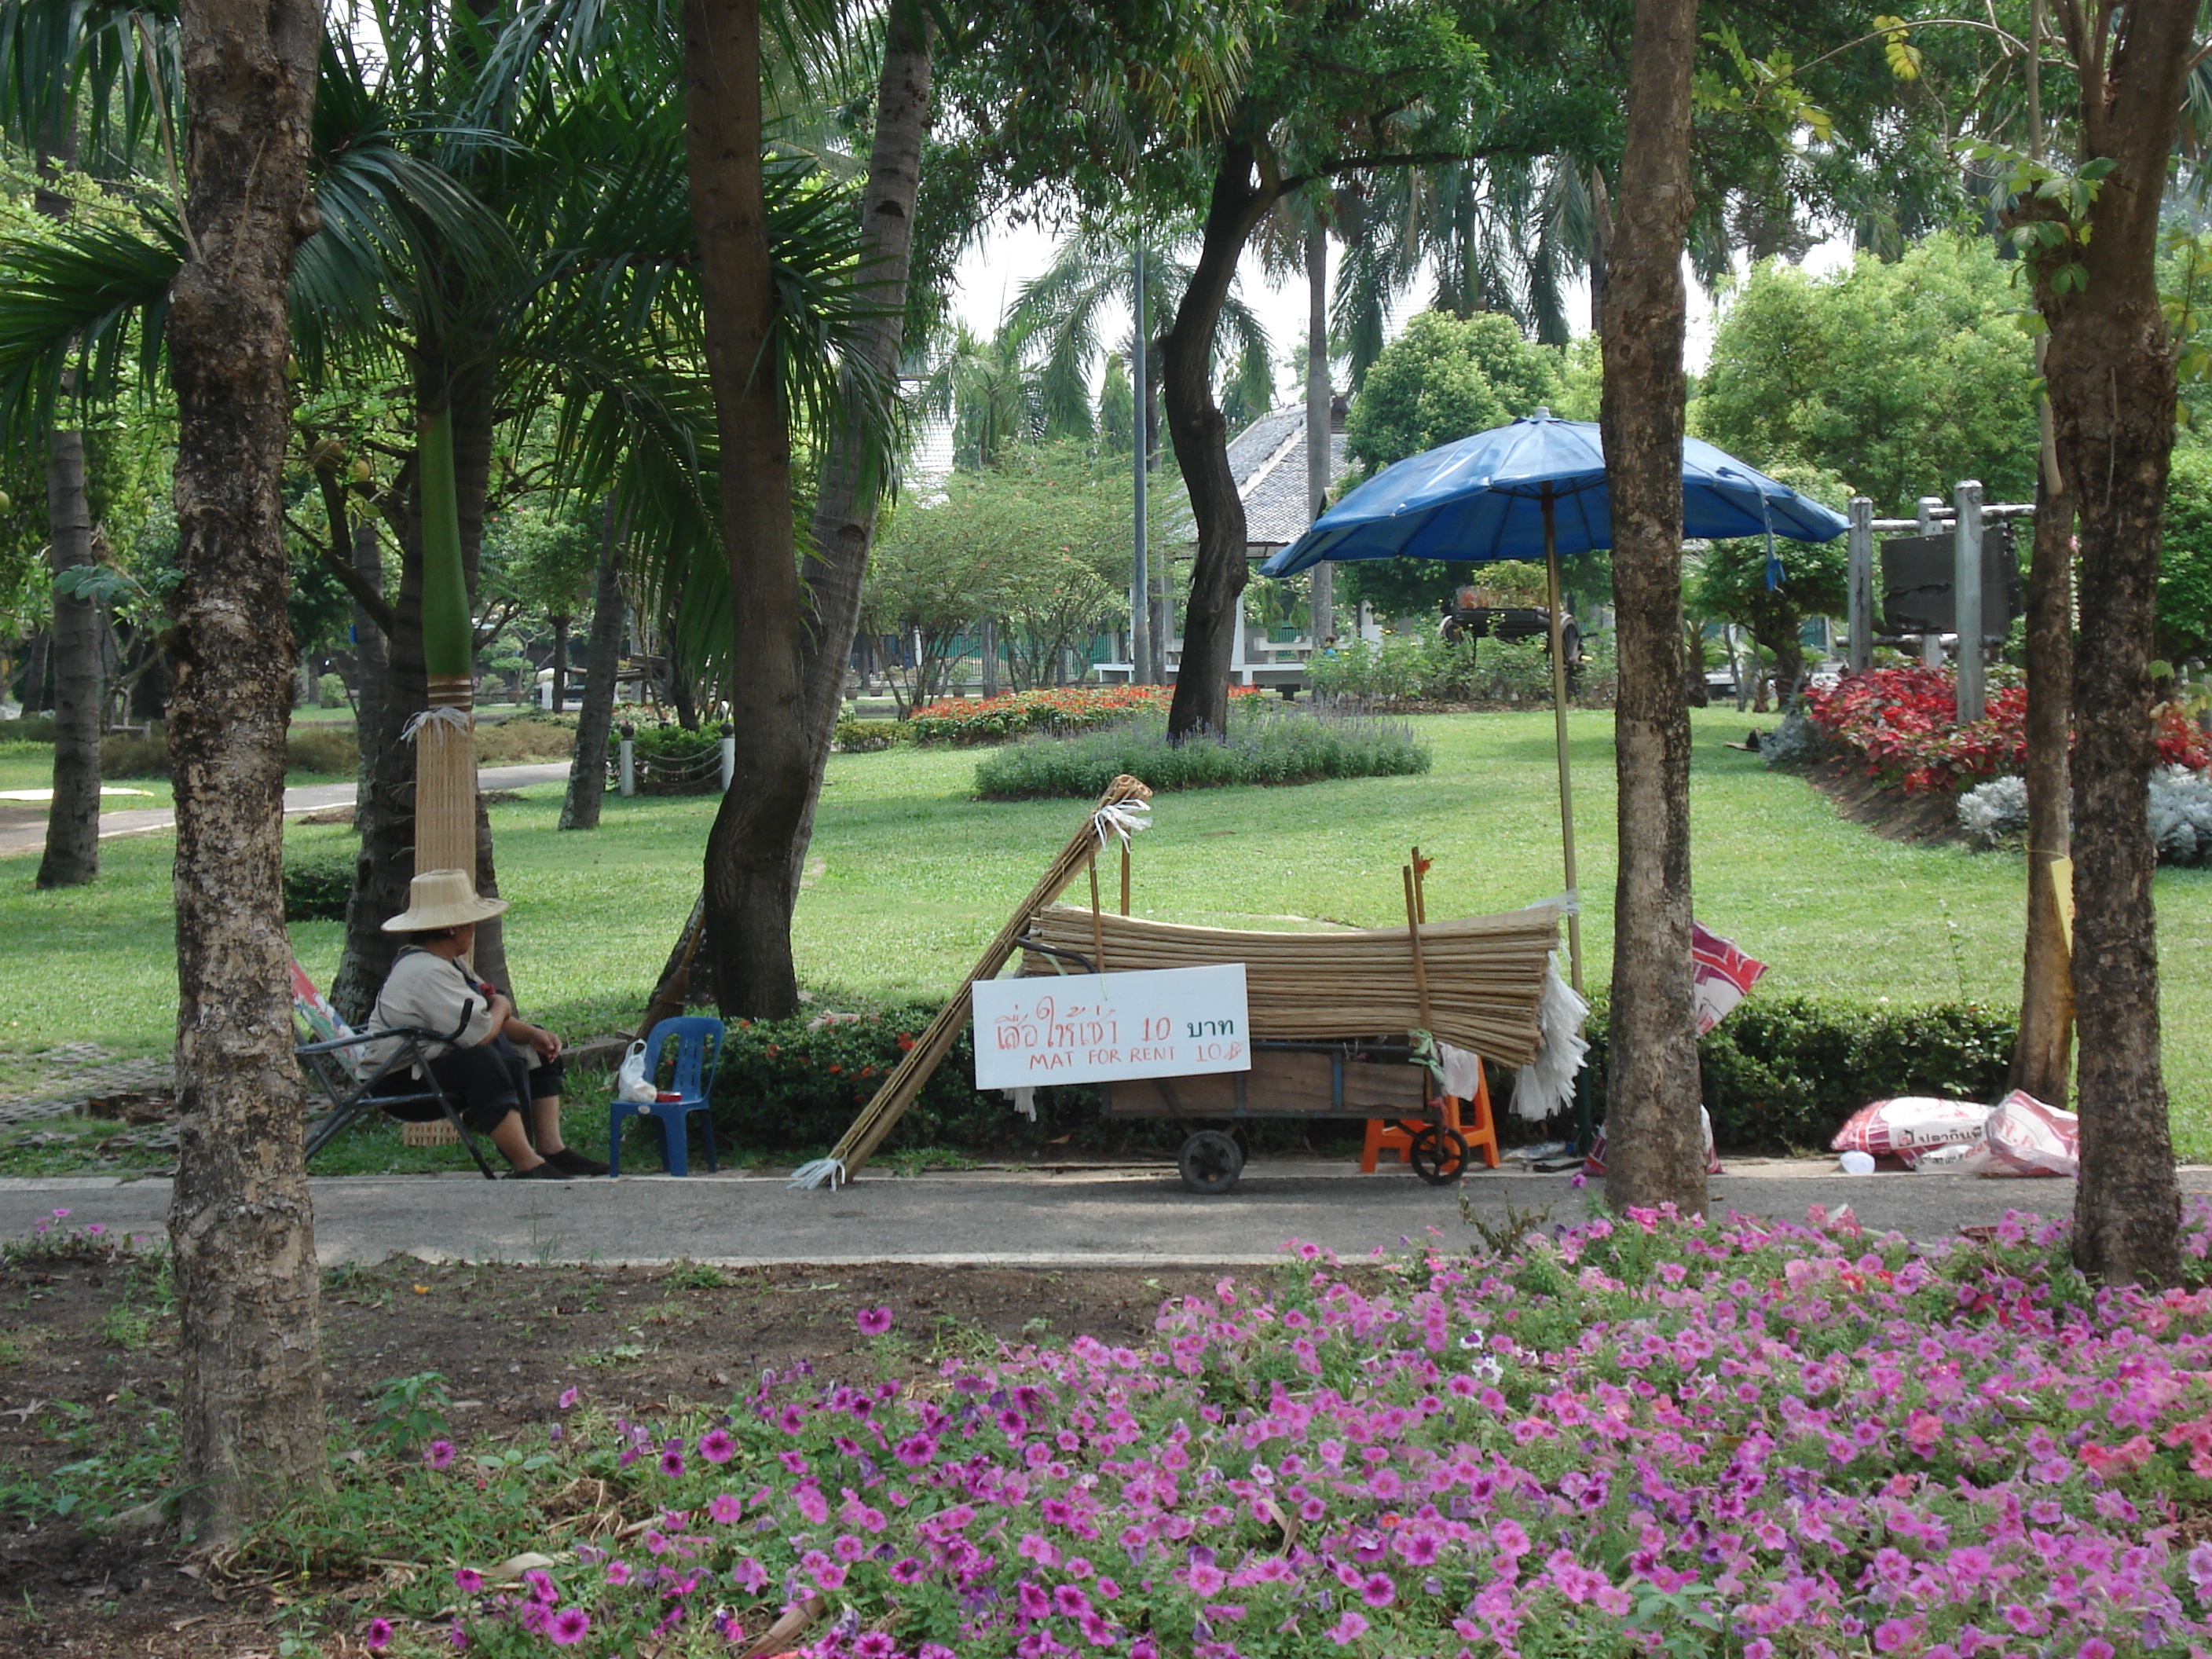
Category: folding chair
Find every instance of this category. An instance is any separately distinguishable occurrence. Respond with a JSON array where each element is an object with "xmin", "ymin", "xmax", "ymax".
[
  {"xmin": 609, "ymin": 1016, "xmax": 725, "ymax": 1177},
  {"xmin": 291, "ymin": 960, "xmax": 500, "ymax": 1179}
]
